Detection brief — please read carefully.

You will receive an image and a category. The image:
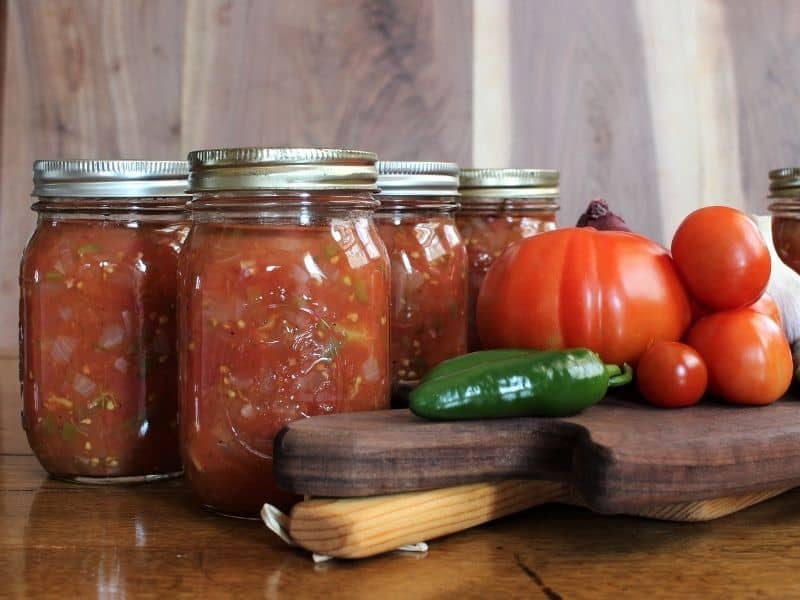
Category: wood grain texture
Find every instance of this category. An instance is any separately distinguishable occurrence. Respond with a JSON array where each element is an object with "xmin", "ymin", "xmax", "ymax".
[
  {"xmin": 636, "ymin": 0, "xmax": 715, "ymax": 236},
  {"xmin": 289, "ymin": 481, "xmax": 569, "ymax": 558},
  {"xmin": 4, "ymin": 453, "xmax": 800, "ymax": 597},
  {"xmin": 724, "ymin": 0, "xmax": 800, "ymax": 215},
  {"xmin": 287, "ymin": 481, "xmax": 786, "ymax": 558},
  {"xmin": 472, "ymin": 0, "xmax": 511, "ymax": 166},
  {"xmin": 274, "ymin": 397, "xmax": 800, "ymax": 511},
  {"xmin": 181, "ymin": 0, "xmax": 472, "ymax": 162},
  {"xmin": 0, "ymin": 355, "xmax": 26, "ymax": 455},
  {"xmin": 635, "ymin": 0, "xmax": 747, "ymax": 239},
  {"xmin": 632, "ymin": 487, "xmax": 790, "ymax": 522},
  {"xmin": 0, "ymin": 0, "xmax": 186, "ymax": 350},
  {"xmin": 507, "ymin": 0, "xmax": 662, "ymax": 240}
]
